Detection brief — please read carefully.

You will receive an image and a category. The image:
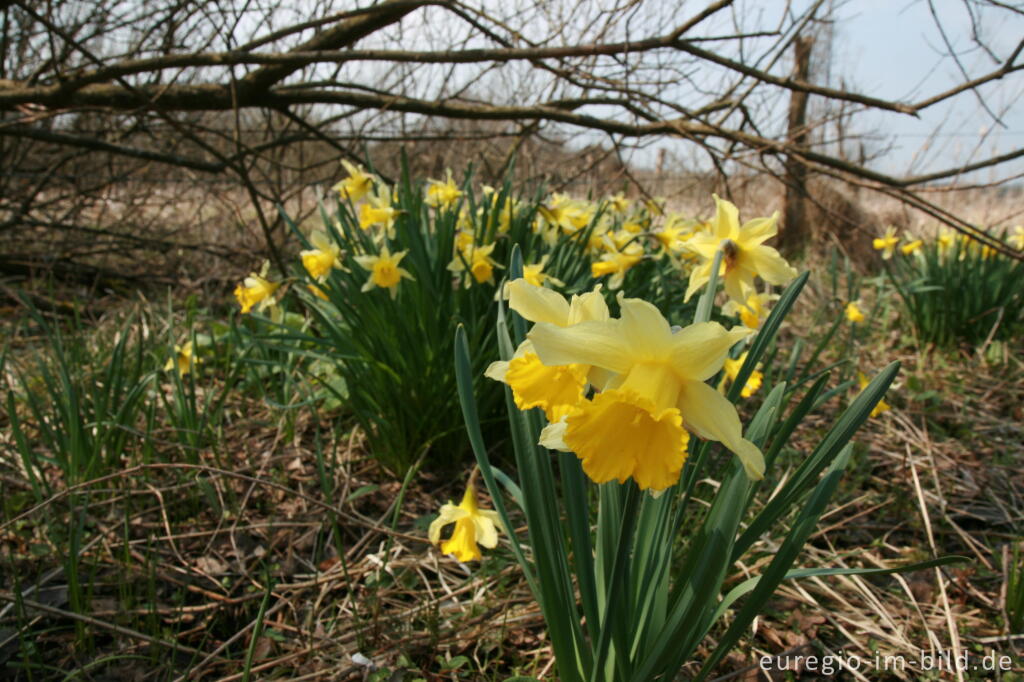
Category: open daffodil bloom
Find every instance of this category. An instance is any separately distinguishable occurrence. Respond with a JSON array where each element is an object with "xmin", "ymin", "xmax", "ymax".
[
  {"xmin": 164, "ymin": 341, "xmax": 196, "ymax": 376},
  {"xmin": 684, "ymin": 195, "xmax": 797, "ymax": 303},
  {"xmin": 525, "ymin": 293, "xmax": 765, "ymax": 490},
  {"xmin": 723, "ymin": 291, "xmax": 777, "ymax": 329},
  {"xmin": 300, "ymin": 231, "xmax": 342, "ymax": 279},
  {"xmin": 234, "ymin": 263, "xmax": 280, "ymax": 314},
  {"xmin": 354, "ymin": 246, "xmax": 413, "ymax": 299},
  {"xmin": 429, "ymin": 482, "xmax": 502, "ymax": 562},
  {"xmin": 873, "ymin": 226, "xmax": 900, "ymax": 259},
  {"xmin": 486, "ymin": 280, "xmax": 608, "ymax": 422},
  {"xmin": 332, "ymin": 160, "xmax": 375, "ymax": 202}
]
